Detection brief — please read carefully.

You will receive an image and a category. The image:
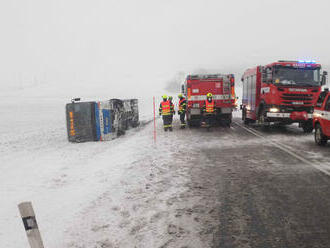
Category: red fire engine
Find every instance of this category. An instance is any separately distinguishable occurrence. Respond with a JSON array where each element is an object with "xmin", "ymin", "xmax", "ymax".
[
  {"xmin": 313, "ymin": 89, "xmax": 330, "ymax": 146},
  {"xmin": 241, "ymin": 60, "xmax": 327, "ymax": 132},
  {"xmin": 182, "ymin": 74, "xmax": 236, "ymax": 127}
]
